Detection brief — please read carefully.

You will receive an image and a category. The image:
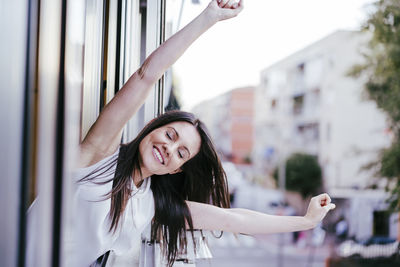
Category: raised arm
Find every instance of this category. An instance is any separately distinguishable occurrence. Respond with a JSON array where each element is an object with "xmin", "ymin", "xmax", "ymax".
[
  {"xmin": 187, "ymin": 193, "xmax": 335, "ymax": 234},
  {"xmin": 80, "ymin": 0, "xmax": 243, "ymax": 165}
]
